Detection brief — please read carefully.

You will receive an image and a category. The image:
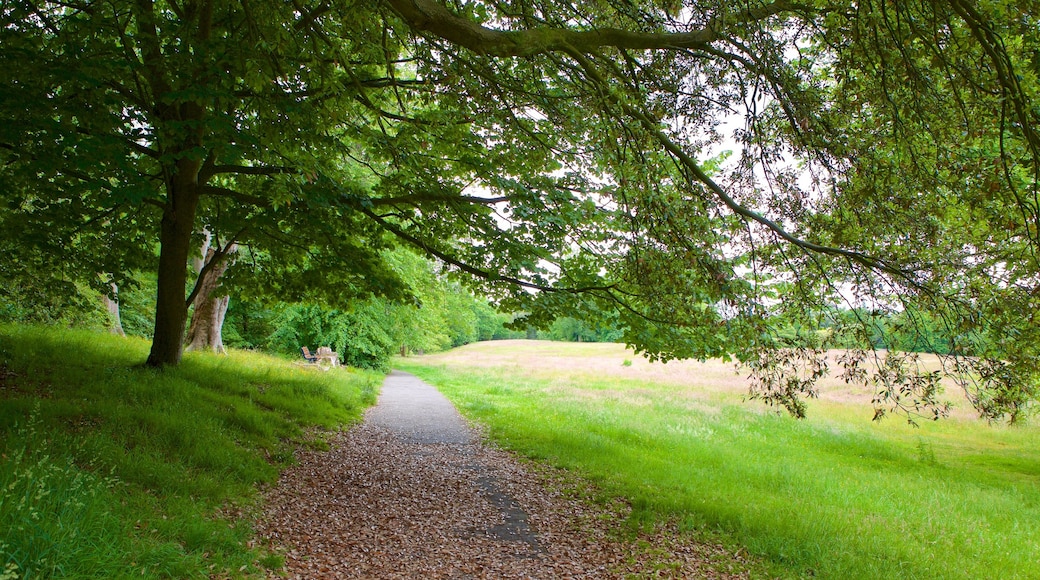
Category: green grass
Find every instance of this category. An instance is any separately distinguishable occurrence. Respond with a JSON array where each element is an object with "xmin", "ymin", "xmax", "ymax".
[
  {"xmin": 0, "ymin": 324, "xmax": 381, "ymax": 579},
  {"xmin": 398, "ymin": 341, "xmax": 1040, "ymax": 580}
]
